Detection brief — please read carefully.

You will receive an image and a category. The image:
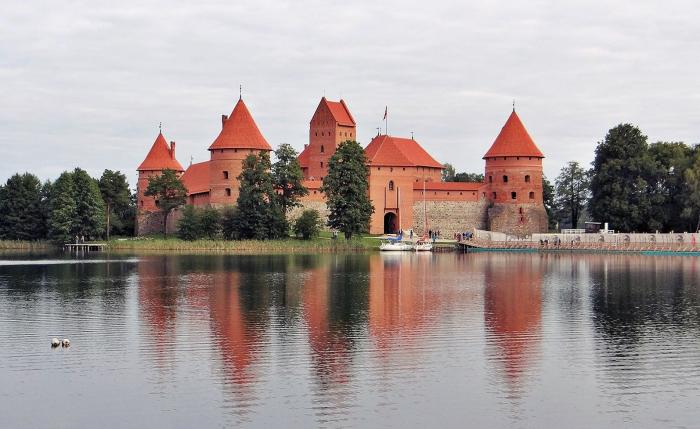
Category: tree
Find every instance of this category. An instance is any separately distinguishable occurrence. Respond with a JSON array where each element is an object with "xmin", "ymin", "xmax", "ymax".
[
  {"xmin": 542, "ymin": 175, "xmax": 557, "ymax": 231},
  {"xmin": 589, "ymin": 124, "xmax": 656, "ymax": 232},
  {"xmin": 48, "ymin": 172, "xmax": 77, "ymax": 243},
  {"xmin": 226, "ymin": 153, "xmax": 288, "ymax": 240},
  {"xmin": 454, "ymin": 172, "xmax": 484, "ymax": 182},
  {"xmin": 441, "ymin": 163, "xmax": 456, "ymax": 182},
  {"xmin": 0, "ymin": 173, "xmax": 46, "ymax": 240},
  {"xmin": 554, "ymin": 161, "xmax": 590, "ymax": 229},
  {"xmin": 200, "ymin": 205, "xmax": 222, "ymax": 239},
  {"xmin": 72, "ymin": 168, "xmax": 105, "ymax": 239},
  {"xmin": 272, "ymin": 143, "xmax": 308, "ymax": 213},
  {"xmin": 177, "ymin": 205, "xmax": 201, "ymax": 240},
  {"xmin": 683, "ymin": 150, "xmax": 700, "ymax": 232},
  {"xmin": 321, "ymin": 140, "xmax": 374, "ymax": 239},
  {"xmin": 99, "ymin": 170, "xmax": 131, "ymax": 240},
  {"xmin": 221, "ymin": 206, "xmax": 238, "ymax": 240},
  {"xmin": 293, "ymin": 209, "xmax": 321, "ymax": 240},
  {"xmin": 144, "ymin": 169, "xmax": 187, "ymax": 236},
  {"xmin": 648, "ymin": 142, "xmax": 693, "ymax": 232}
]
